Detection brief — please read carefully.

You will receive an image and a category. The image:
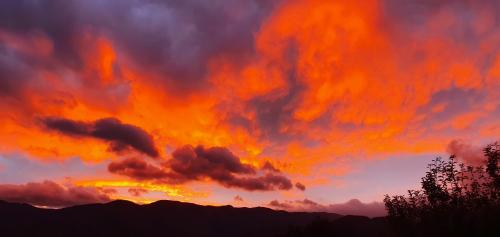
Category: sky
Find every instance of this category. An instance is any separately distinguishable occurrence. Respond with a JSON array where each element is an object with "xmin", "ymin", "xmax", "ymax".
[{"xmin": 0, "ymin": 0, "xmax": 499, "ymax": 217}]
